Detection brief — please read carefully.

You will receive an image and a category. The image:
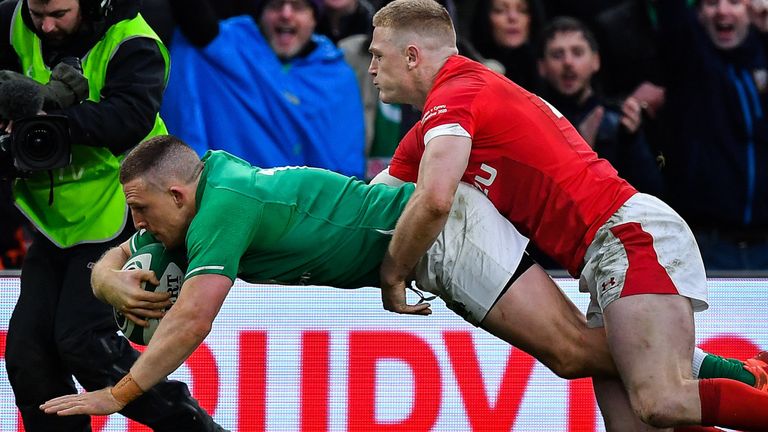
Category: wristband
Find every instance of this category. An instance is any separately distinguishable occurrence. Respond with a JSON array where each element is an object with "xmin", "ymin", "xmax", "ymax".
[{"xmin": 110, "ymin": 373, "xmax": 144, "ymax": 406}]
